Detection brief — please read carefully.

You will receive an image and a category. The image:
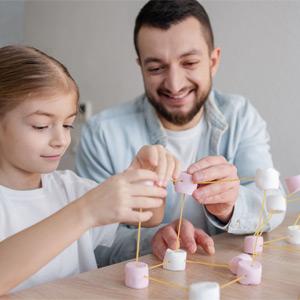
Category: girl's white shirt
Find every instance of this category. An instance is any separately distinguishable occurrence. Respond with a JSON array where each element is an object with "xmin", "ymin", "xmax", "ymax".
[{"xmin": 0, "ymin": 170, "xmax": 118, "ymax": 292}]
